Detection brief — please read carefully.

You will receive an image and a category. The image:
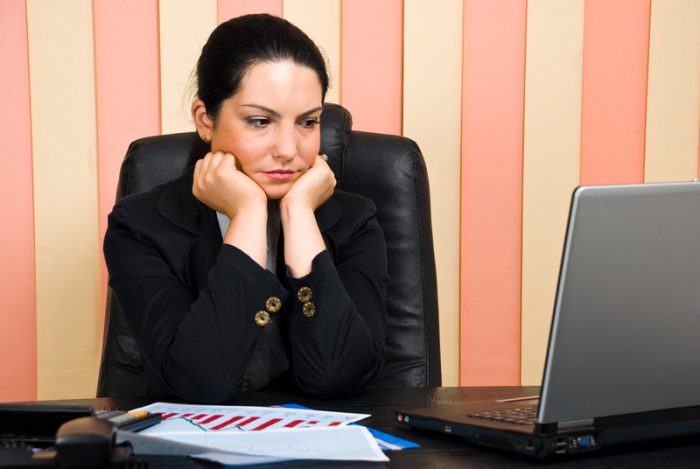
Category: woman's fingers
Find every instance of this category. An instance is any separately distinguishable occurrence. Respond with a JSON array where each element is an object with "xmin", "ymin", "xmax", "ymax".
[
  {"xmin": 193, "ymin": 158, "xmax": 202, "ymax": 181},
  {"xmin": 199, "ymin": 151, "xmax": 214, "ymax": 176},
  {"xmin": 220, "ymin": 153, "xmax": 237, "ymax": 174},
  {"xmin": 192, "ymin": 159, "xmax": 203, "ymax": 196},
  {"xmin": 312, "ymin": 154, "xmax": 326, "ymax": 168},
  {"xmin": 208, "ymin": 152, "xmax": 225, "ymax": 176}
]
